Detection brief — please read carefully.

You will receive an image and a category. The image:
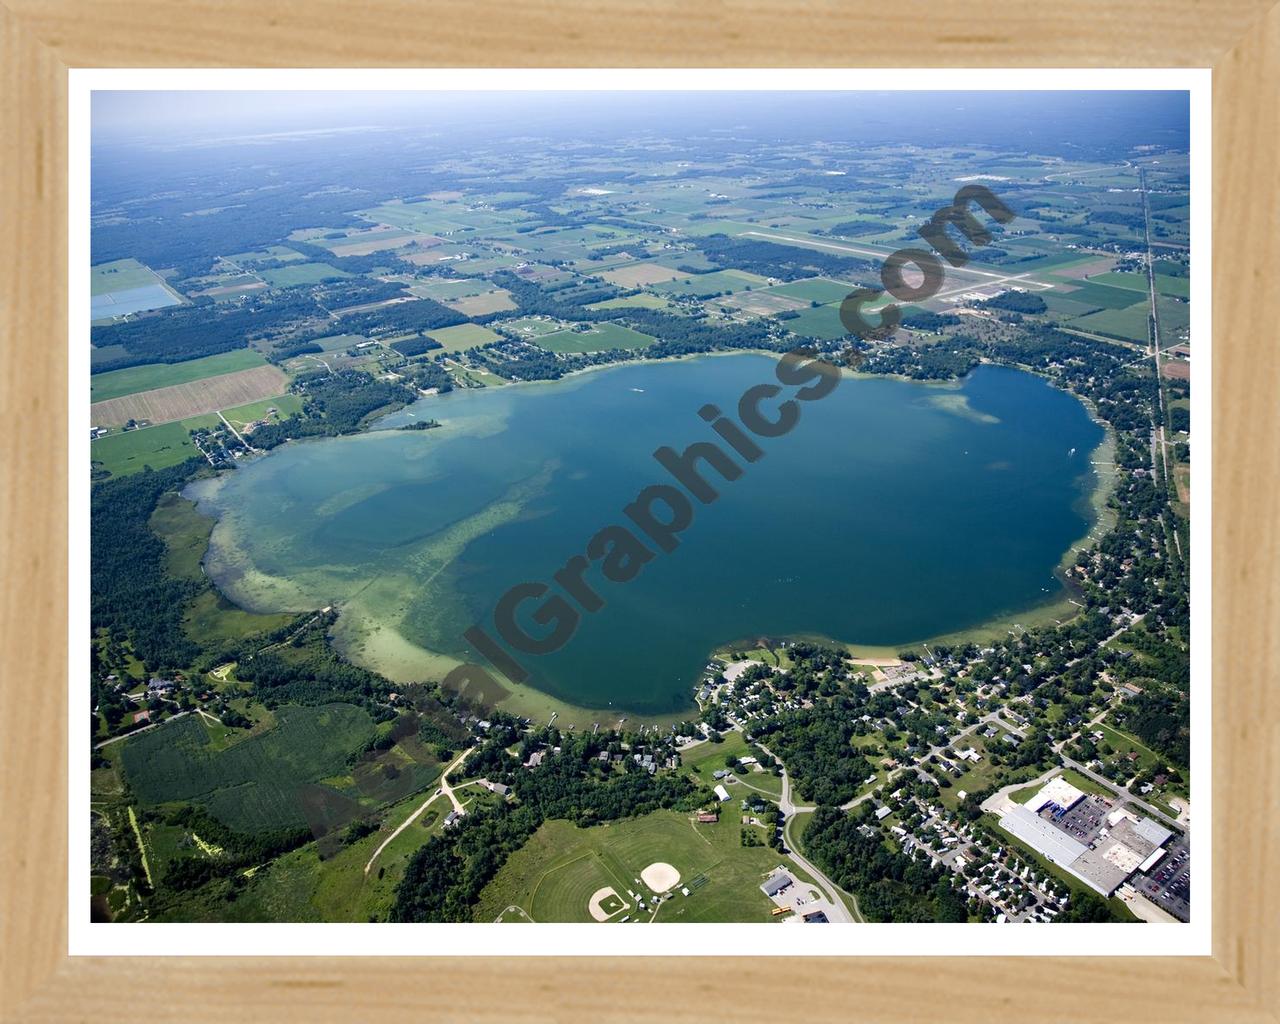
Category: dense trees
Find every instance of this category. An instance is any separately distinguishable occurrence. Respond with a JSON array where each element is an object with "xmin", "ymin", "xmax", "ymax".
[
  {"xmin": 90, "ymin": 460, "xmax": 204, "ymax": 671},
  {"xmin": 805, "ymin": 806, "xmax": 969, "ymax": 922},
  {"xmin": 249, "ymin": 371, "xmax": 418, "ymax": 449}
]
